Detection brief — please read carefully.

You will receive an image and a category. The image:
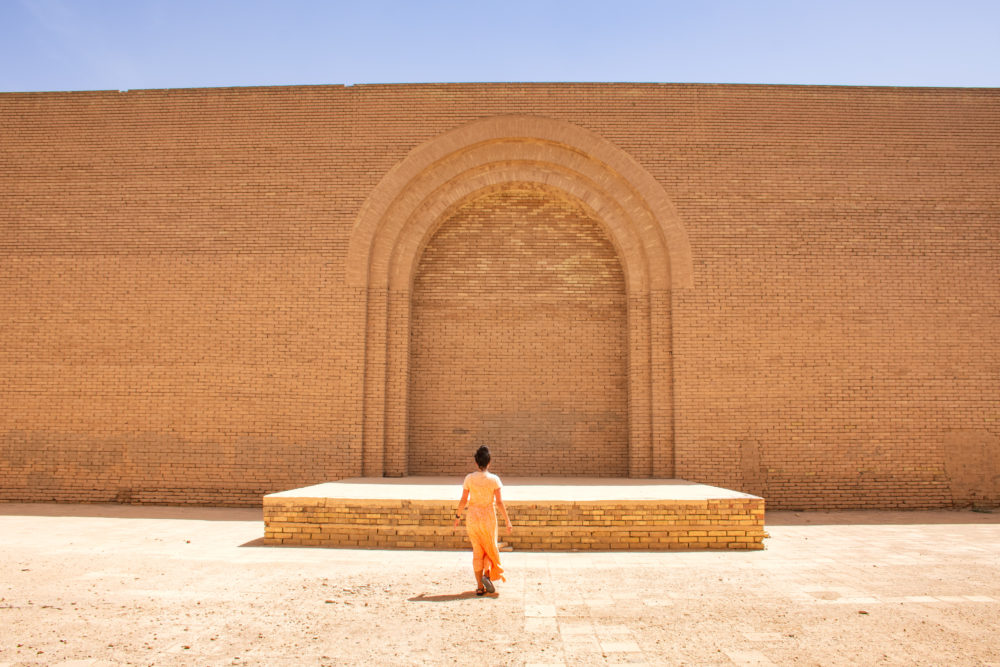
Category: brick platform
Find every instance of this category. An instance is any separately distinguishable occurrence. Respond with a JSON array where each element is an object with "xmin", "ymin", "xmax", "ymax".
[{"xmin": 263, "ymin": 477, "xmax": 766, "ymax": 551}]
